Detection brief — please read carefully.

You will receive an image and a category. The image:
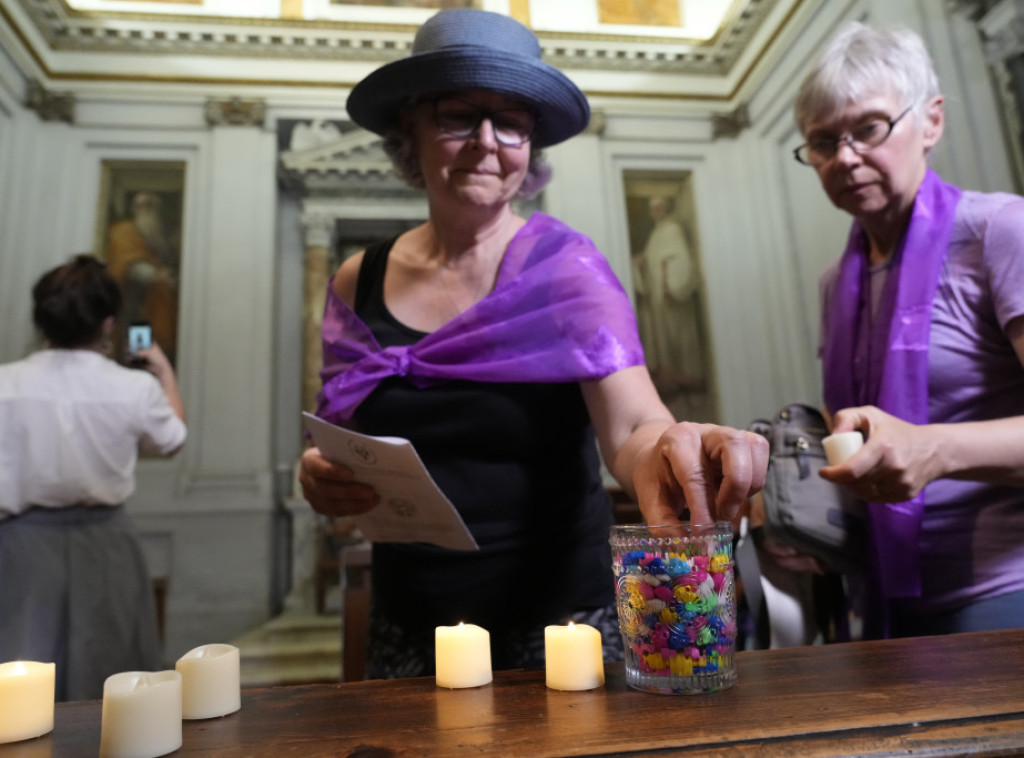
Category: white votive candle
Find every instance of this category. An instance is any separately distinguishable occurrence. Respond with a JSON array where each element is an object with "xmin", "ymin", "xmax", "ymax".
[
  {"xmin": 99, "ymin": 671, "xmax": 182, "ymax": 758},
  {"xmin": 544, "ymin": 622, "xmax": 605, "ymax": 691},
  {"xmin": 0, "ymin": 661, "xmax": 55, "ymax": 744},
  {"xmin": 435, "ymin": 622, "xmax": 492, "ymax": 689},
  {"xmin": 822, "ymin": 431, "xmax": 864, "ymax": 466},
  {"xmin": 176, "ymin": 643, "xmax": 241, "ymax": 720}
]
